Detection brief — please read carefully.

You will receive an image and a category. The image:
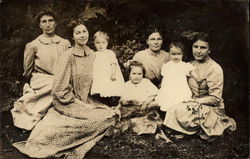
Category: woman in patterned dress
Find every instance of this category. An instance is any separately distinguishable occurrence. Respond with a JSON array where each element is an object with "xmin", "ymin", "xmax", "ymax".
[
  {"xmin": 163, "ymin": 32, "xmax": 236, "ymax": 140},
  {"xmin": 11, "ymin": 10, "xmax": 71, "ymax": 130},
  {"xmin": 12, "ymin": 20, "xmax": 119, "ymax": 158}
]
